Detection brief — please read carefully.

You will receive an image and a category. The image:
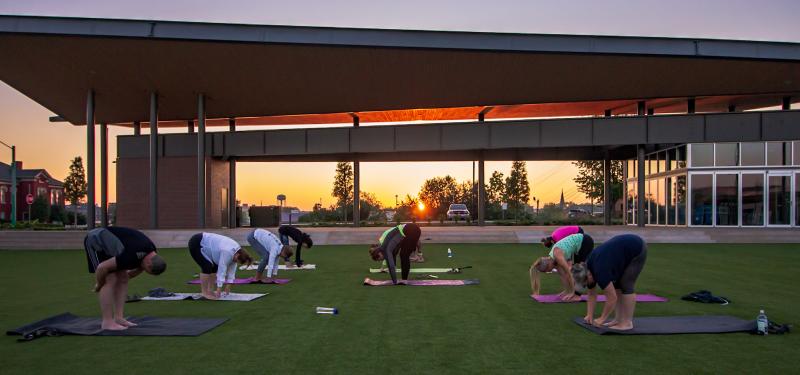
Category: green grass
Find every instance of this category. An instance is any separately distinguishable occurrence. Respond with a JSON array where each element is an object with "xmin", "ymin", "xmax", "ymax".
[{"xmin": 0, "ymin": 243, "xmax": 798, "ymax": 374}]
